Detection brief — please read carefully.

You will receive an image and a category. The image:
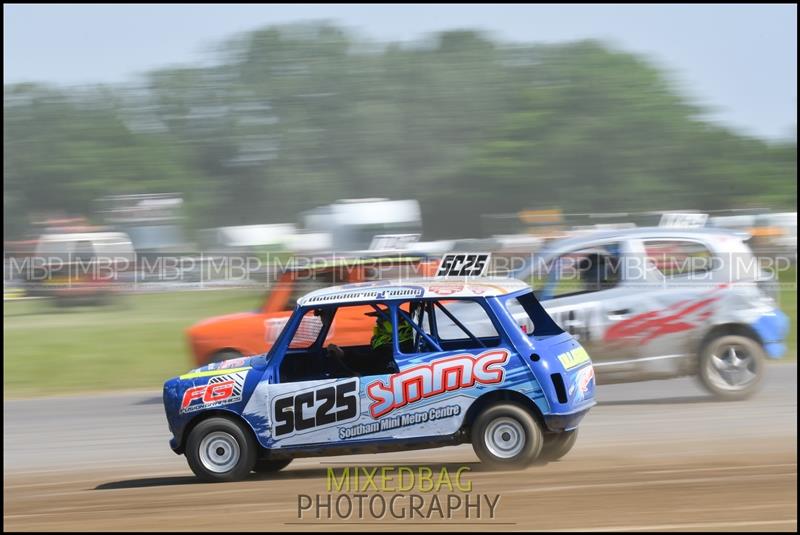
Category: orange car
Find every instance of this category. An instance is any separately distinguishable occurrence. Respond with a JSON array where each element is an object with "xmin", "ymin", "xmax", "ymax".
[{"xmin": 187, "ymin": 256, "xmax": 438, "ymax": 365}]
